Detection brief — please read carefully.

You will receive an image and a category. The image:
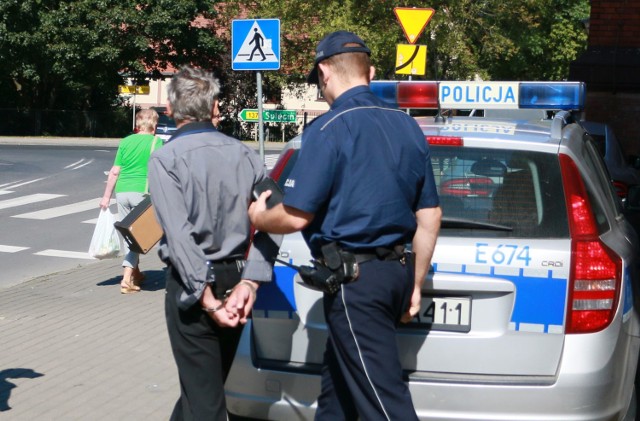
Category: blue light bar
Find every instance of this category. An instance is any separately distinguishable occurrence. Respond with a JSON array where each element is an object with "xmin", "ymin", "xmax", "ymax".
[
  {"xmin": 369, "ymin": 81, "xmax": 586, "ymax": 111},
  {"xmin": 519, "ymin": 82, "xmax": 585, "ymax": 110},
  {"xmin": 370, "ymin": 81, "xmax": 399, "ymax": 108}
]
